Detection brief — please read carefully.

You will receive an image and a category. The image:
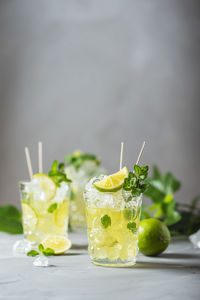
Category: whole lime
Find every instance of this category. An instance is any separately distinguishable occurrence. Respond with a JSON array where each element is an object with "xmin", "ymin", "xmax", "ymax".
[{"xmin": 138, "ymin": 218, "xmax": 171, "ymax": 256}]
